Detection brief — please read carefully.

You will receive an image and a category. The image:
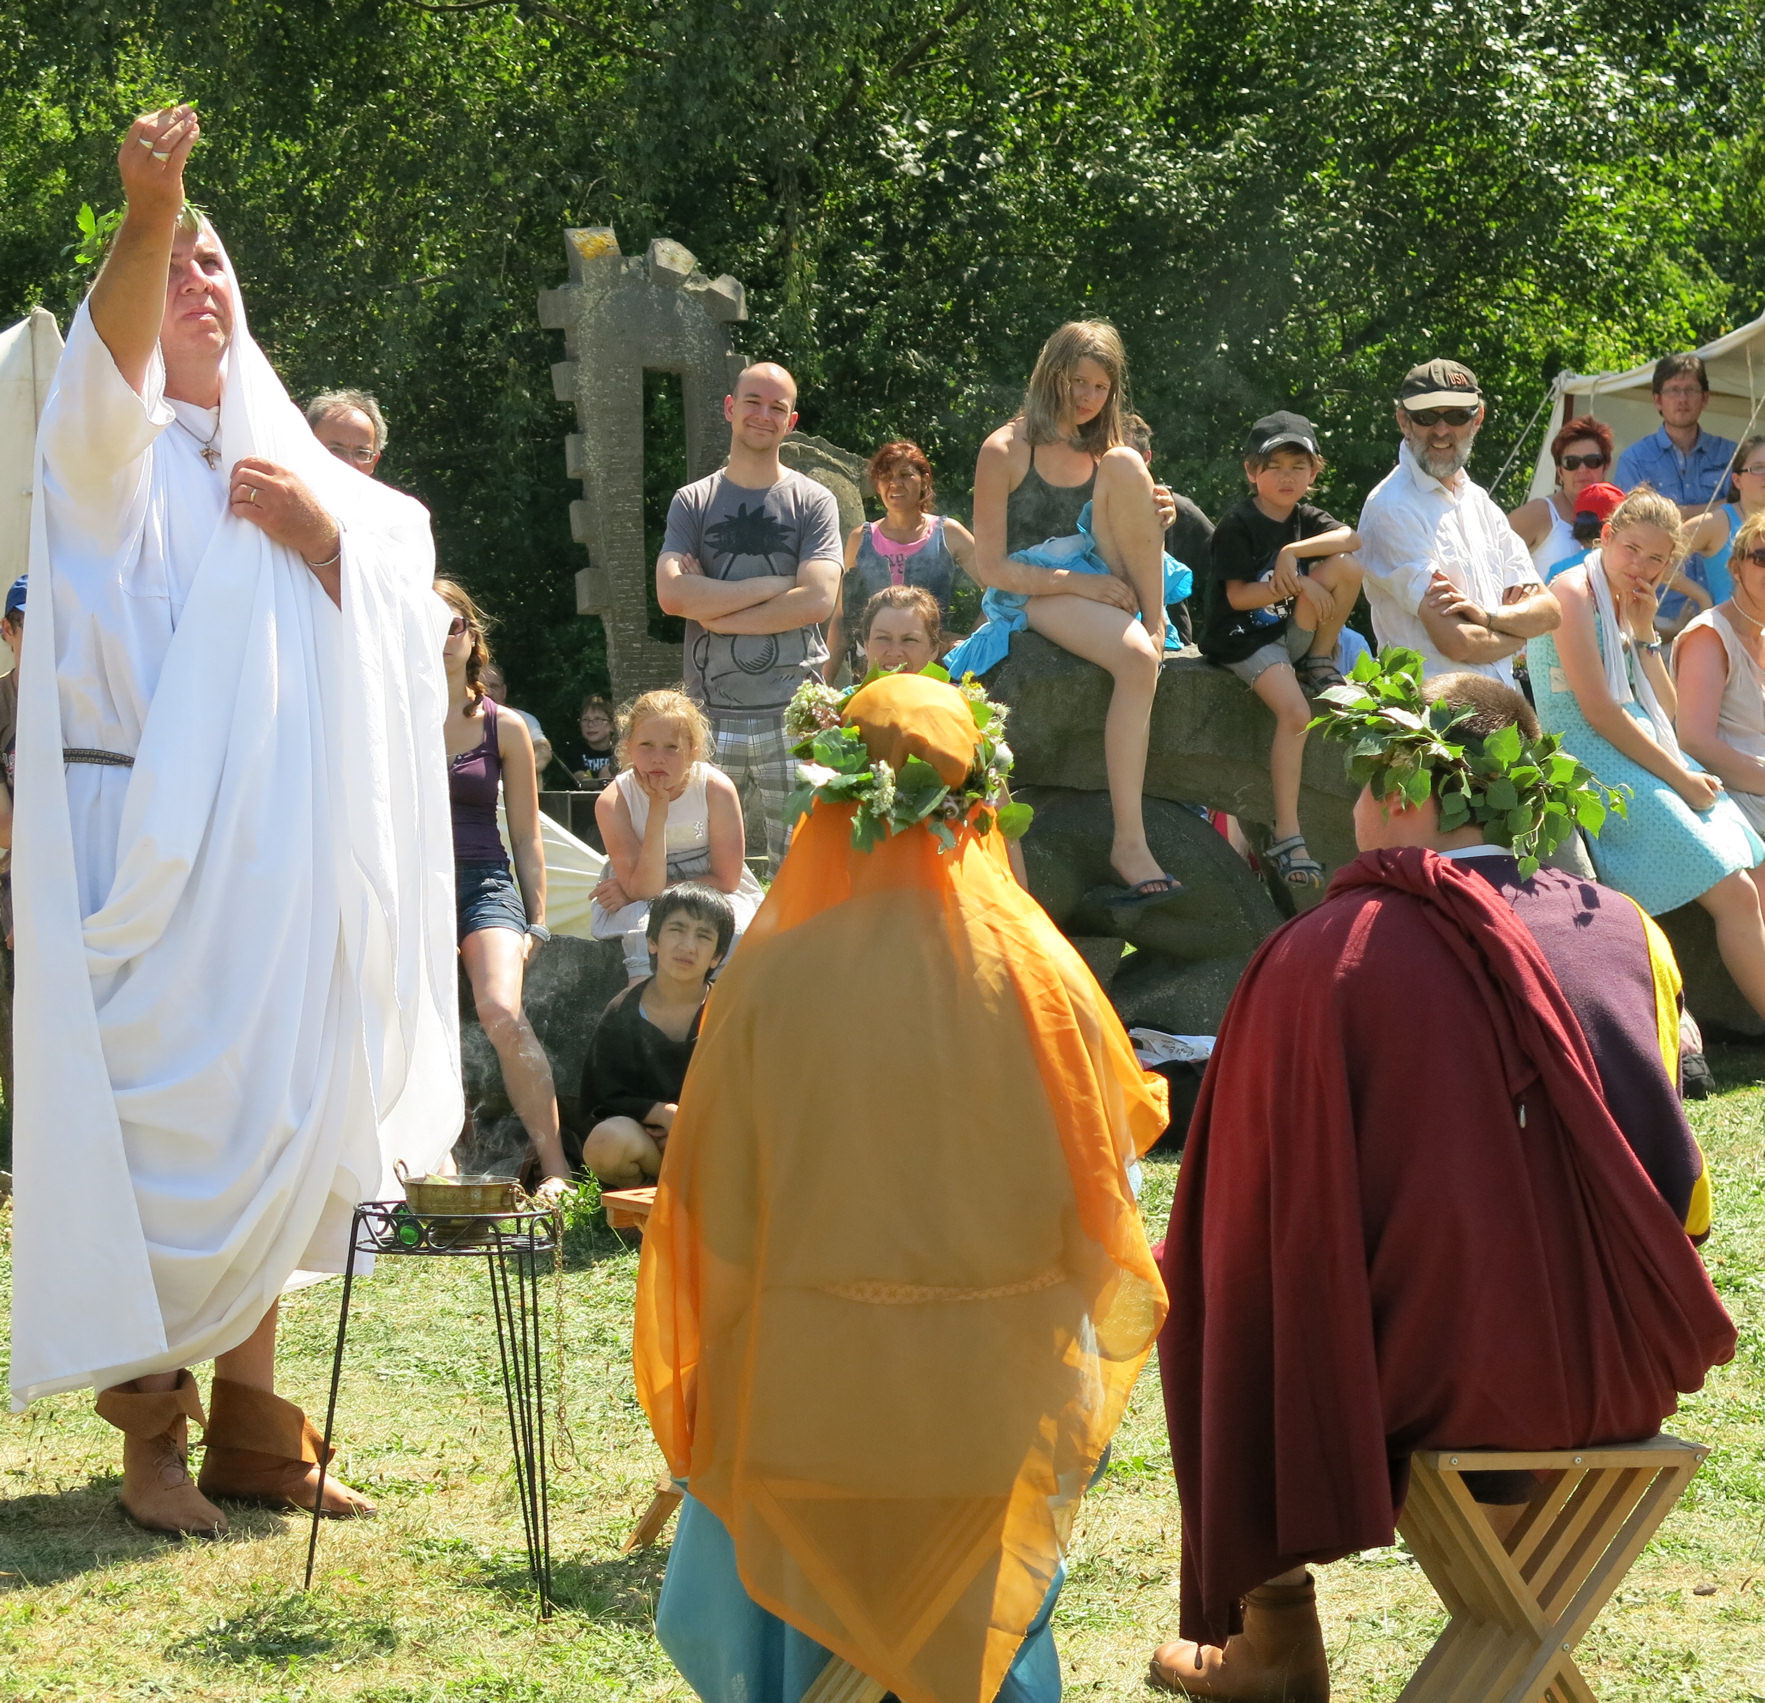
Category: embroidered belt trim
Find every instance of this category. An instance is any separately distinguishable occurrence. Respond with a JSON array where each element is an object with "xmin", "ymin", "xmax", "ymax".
[
  {"xmin": 62, "ymin": 748, "xmax": 135, "ymax": 768},
  {"xmin": 822, "ymin": 1265, "xmax": 1067, "ymax": 1306}
]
